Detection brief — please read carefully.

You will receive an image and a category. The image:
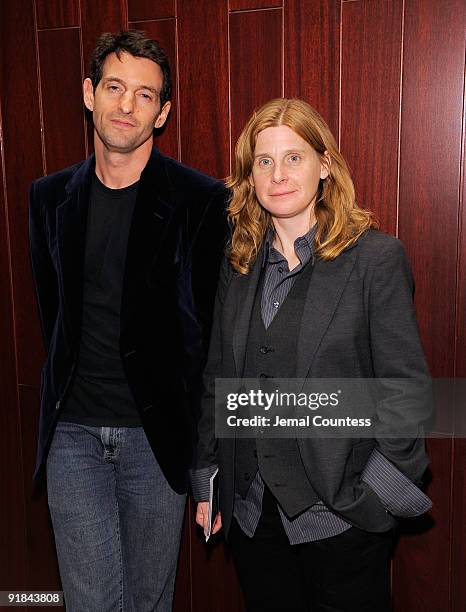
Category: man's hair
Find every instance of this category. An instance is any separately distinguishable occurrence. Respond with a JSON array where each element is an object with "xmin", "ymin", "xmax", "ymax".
[
  {"xmin": 226, "ymin": 98, "xmax": 377, "ymax": 274},
  {"xmin": 89, "ymin": 30, "xmax": 171, "ymax": 107}
]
